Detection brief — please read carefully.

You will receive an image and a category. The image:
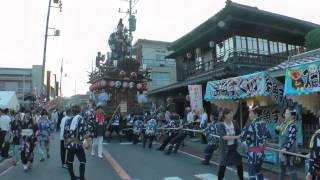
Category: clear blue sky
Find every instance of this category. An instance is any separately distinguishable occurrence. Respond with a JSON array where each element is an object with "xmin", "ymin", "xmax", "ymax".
[{"xmin": 0, "ymin": 0, "xmax": 319, "ymax": 97}]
